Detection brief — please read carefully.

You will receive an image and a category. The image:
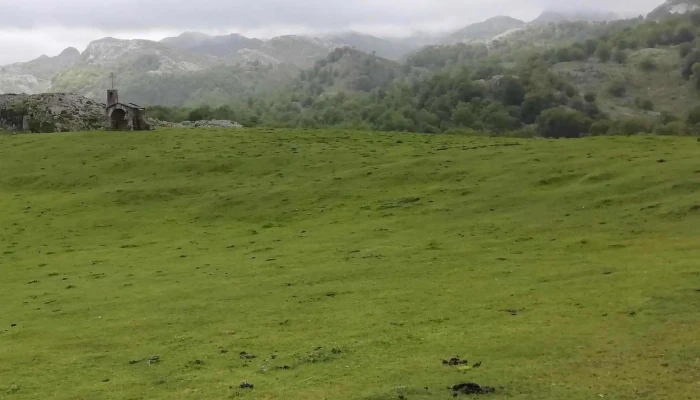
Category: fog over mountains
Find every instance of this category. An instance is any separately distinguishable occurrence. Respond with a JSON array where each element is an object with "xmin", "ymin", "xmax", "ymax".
[{"xmin": 0, "ymin": 1, "xmax": 688, "ymax": 106}]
